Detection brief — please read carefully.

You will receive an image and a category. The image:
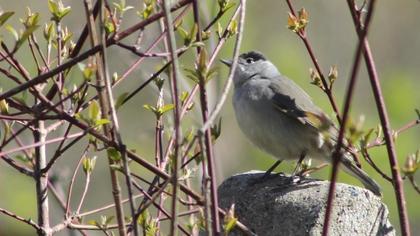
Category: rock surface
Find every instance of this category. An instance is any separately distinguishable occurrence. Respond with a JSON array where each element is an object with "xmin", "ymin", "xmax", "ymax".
[{"xmin": 218, "ymin": 171, "xmax": 395, "ymax": 236}]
